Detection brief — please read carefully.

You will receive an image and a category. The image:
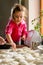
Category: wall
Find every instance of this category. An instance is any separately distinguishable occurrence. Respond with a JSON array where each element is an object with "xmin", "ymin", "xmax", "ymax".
[
  {"xmin": 0, "ymin": 0, "xmax": 19, "ymax": 38},
  {"xmin": 29, "ymin": 0, "xmax": 40, "ymax": 30}
]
